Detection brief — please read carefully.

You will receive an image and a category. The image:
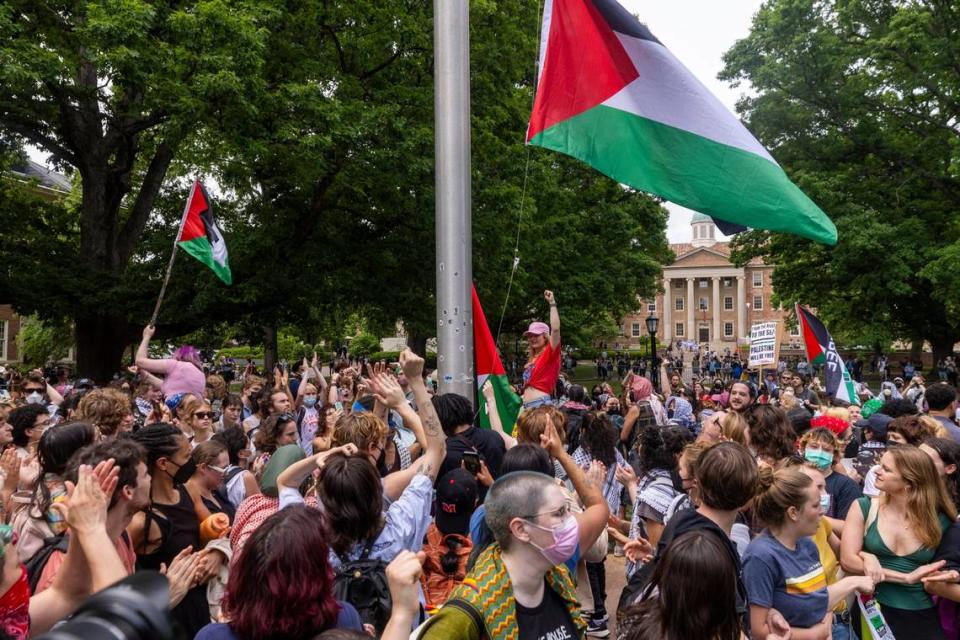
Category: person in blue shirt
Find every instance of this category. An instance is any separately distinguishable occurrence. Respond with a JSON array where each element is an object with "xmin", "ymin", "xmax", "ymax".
[{"xmin": 744, "ymin": 466, "xmax": 874, "ymax": 639}]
